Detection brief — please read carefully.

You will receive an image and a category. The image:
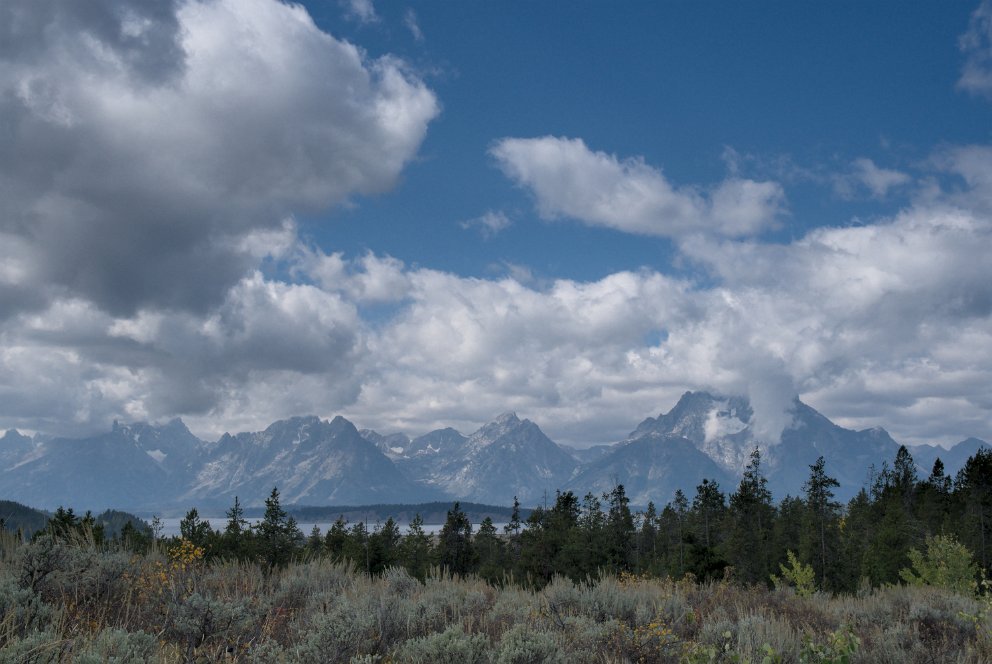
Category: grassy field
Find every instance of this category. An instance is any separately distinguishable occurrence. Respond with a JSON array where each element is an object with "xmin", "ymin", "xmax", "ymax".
[{"xmin": 1, "ymin": 530, "xmax": 990, "ymax": 663}]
